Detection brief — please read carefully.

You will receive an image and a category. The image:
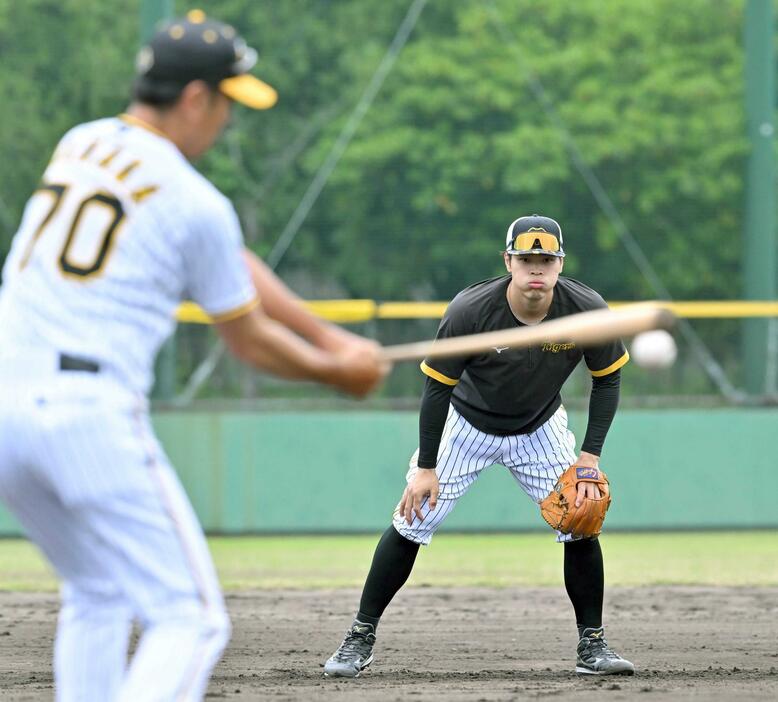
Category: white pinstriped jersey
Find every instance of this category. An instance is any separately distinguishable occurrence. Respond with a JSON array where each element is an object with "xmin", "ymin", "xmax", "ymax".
[{"xmin": 0, "ymin": 115, "xmax": 256, "ymax": 394}]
